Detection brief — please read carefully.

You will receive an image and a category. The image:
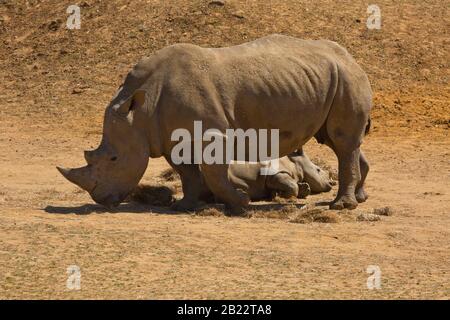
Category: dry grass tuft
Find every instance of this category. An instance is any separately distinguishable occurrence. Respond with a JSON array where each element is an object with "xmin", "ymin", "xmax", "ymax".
[
  {"xmin": 128, "ymin": 184, "xmax": 175, "ymax": 206},
  {"xmin": 356, "ymin": 213, "xmax": 381, "ymax": 222},
  {"xmin": 271, "ymin": 195, "xmax": 298, "ymax": 204},
  {"xmin": 159, "ymin": 168, "xmax": 180, "ymax": 182},
  {"xmin": 373, "ymin": 206, "xmax": 394, "ymax": 216},
  {"xmin": 195, "ymin": 207, "xmax": 224, "ymax": 217},
  {"xmin": 290, "ymin": 207, "xmax": 340, "ymax": 224},
  {"xmin": 247, "ymin": 203, "xmax": 299, "ymax": 220},
  {"xmin": 248, "ymin": 210, "xmax": 289, "ymax": 220}
]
